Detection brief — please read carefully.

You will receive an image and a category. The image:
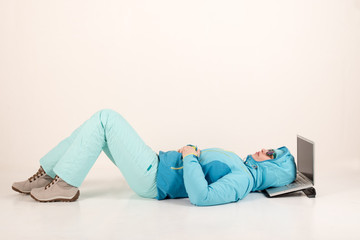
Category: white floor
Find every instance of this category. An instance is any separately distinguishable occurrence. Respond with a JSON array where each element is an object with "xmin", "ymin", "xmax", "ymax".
[{"xmin": 1, "ymin": 160, "xmax": 360, "ymax": 240}]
